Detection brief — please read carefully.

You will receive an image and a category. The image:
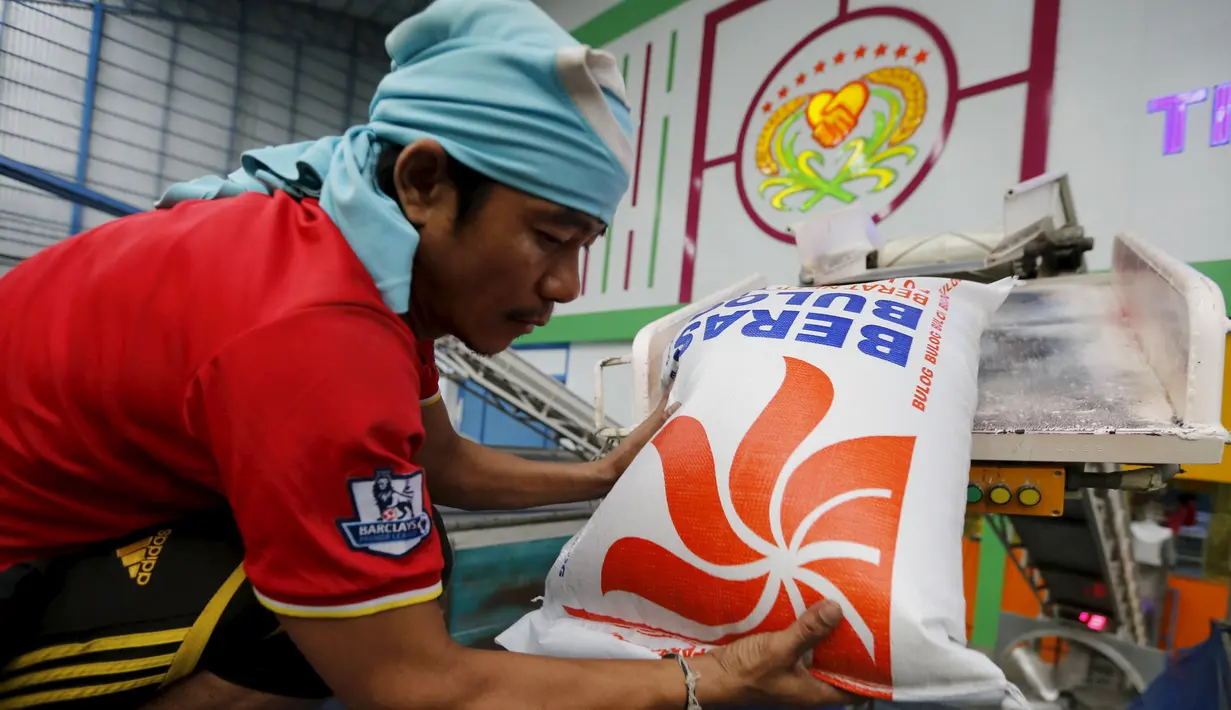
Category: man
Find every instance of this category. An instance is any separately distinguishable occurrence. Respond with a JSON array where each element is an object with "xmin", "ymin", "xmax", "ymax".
[{"xmin": 0, "ymin": 0, "xmax": 857, "ymax": 708}]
